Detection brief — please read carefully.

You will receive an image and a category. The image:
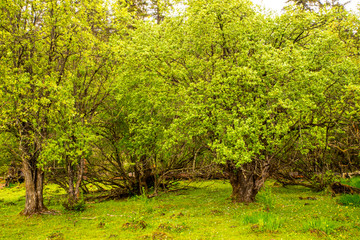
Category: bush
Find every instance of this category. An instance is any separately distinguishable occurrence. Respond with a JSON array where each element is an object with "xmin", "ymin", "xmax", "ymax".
[
  {"xmin": 338, "ymin": 194, "xmax": 360, "ymax": 207},
  {"xmin": 0, "ymin": 165, "xmax": 8, "ymax": 177}
]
